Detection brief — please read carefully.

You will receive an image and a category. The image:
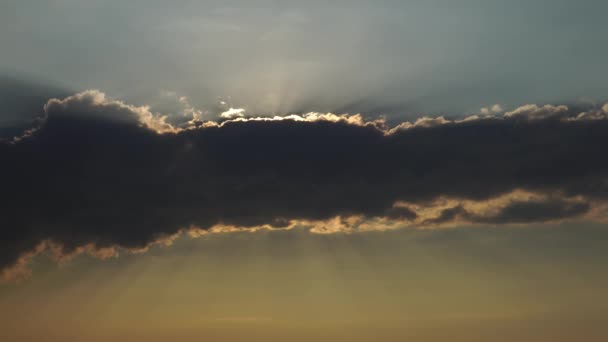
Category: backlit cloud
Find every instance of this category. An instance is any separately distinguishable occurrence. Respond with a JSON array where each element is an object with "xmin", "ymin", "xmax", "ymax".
[{"xmin": 2, "ymin": 90, "xmax": 608, "ymax": 280}]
